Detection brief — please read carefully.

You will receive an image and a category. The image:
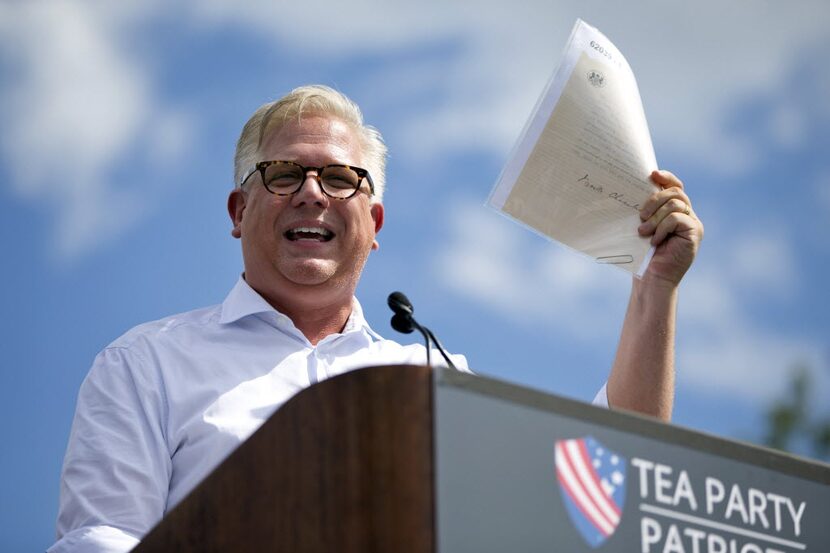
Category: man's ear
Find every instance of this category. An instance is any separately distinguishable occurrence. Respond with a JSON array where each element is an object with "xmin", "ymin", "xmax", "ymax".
[
  {"xmin": 228, "ymin": 188, "xmax": 247, "ymax": 239},
  {"xmin": 370, "ymin": 202, "xmax": 384, "ymax": 251}
]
